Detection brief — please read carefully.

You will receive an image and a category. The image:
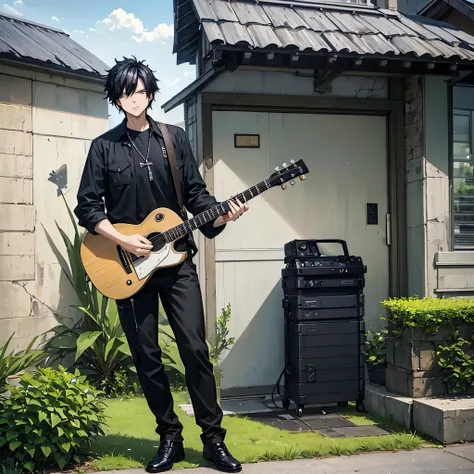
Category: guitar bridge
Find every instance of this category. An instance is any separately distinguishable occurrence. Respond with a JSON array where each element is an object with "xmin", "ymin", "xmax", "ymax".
[{"xmin": 117, "ymin": 245, "xmax": 133, "ymax": 274}]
